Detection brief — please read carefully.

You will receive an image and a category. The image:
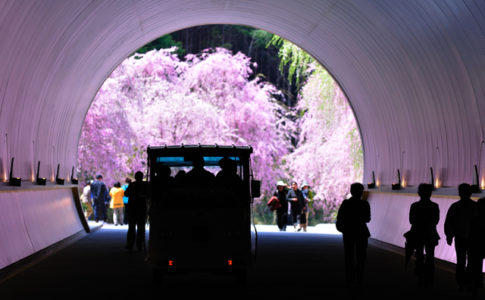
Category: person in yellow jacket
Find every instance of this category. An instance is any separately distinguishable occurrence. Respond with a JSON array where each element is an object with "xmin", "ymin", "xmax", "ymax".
[{"xmin": 109, "ymin": 182, "xmax": 125, "ymax": 225}]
